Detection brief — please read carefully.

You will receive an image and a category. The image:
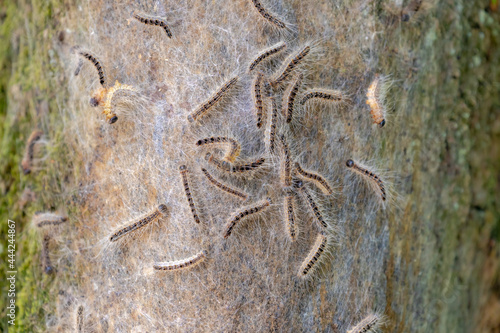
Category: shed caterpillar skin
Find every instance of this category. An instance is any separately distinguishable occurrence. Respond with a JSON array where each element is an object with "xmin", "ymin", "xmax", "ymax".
[
  {"xmin": 266, "ymin": 97, "xmax": 278, "ymax": 153},
  {"xmin": 196, "ymin": 136, "xmax": 241, "ymax": 163},
  {"xmin": 270, "ymin": 45, "xmax": 311, "ymax": 87},
  {"xmin": 78, "ymin": 51, "xmax": 106, "ymax": 86},
  {"xmin": 42, "ymin": 235, "xmax": 55, "ymax": 275},
  {"xmin": 179, "ymin": 165, "xmax": 201, "ymax": 224},
  {"xmin": 132, "ymin": 12, "xmax": 172, "ymax": 38},
  {"xmin": 101, "ymin": 80, "xmax": 137, "ymax": 124},
  {"xmin": 299, "ymin": 89, "xmax": 344, "ymax": 106},
  {"xmin": 154, "ymin": 250, "xmax": 207, "ymax": 271},
  {"xmin": 109, "ymin": 204, "xmax": 168, "ymax": 242},
  {"xmin": 283, "ymin": 73, "xmax": 303, "ymax": 123},
  {"xmin": 296, "ymin": 181, "xmax": 328, "ymax": 229},
  {"xmin": 298, "ymin": 233, "xmax": 328, "ymax": 278},
  {"xmin": 187, "ymin": 76, "xmax": 238, "ymax": 123},
  {"xmin": 346, "ymin": 159, "xmax": 386, "ymax": 201},
  {"xmin": 250, "ymin": 0, "xmax": 287, "ymax": 29},
  {"xmin": 366, "ymin": 75, "xmax": 389, "ymax": 128},
  {"xmin": 284, "ymin": 194, "xmax": 298, "ymax": 242},
  {"xmin": 205, "ymin": 153, "xmax": 266, "ymax": 173},
  {"xmin": 248, "ymin": 42, "xmax": 287, "ymax": 72},
  {"xmin": 201, "ymin": 168, "xmax": 248, "ymax": 200},
  {"xmin": 279, "ymin": 135, "xmax": 292, "ymax": 187},
  {"xmin": 76, "ymin": 305, "xmax": 84, "ymax": 333},
  {"xmin": 224, "ymin": 198, "xmax": 272, "ymax": 238},
  {"xmin": 35, "ymin": 213, "xmax": 68, "ymax": 227},
  {"xmin": 252, "ymin": 72, "xmax": 265, "ymax": 128},
  {"xmin": 347, "ymin": 313, "xmax": 386, "ymax": 333},
  {"xmin": 294, "ymin": 162, "xmax": 333, "ymax": 195},
  {"xmin": 21, "ymin": 130, "xmax": 43, "ymax": 175}
]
